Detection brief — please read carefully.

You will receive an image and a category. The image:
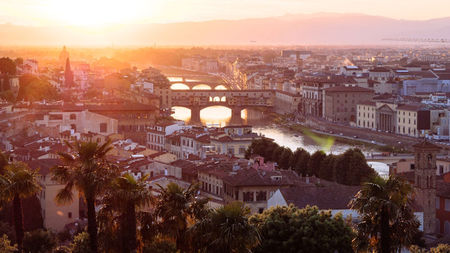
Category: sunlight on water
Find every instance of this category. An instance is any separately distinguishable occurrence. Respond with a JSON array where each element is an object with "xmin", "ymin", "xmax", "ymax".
[
  {"xmin": 192, "ymin": 84, "xmax": 212, "ymax": 90},
  {"xmin": 367, "ymin": 162, "xmax": 389, "ymax": 178},
  {"xmin": 171, "ymin": 106, "xmax": 191, "ymax": 122},
  {"xmin": 171, "ymin": 106, "xmax": 248, "ymax": 127},
  {"xmin": 215, "ymin": 85, "xmax": 227, "ymax": 90},
  {"xmin": 200, "ymin": 106, "xmax": 231, "ymax": 127},
  {"xmin": 170, "ymin": 83, "xmax": 190, "ymax": 90}
]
